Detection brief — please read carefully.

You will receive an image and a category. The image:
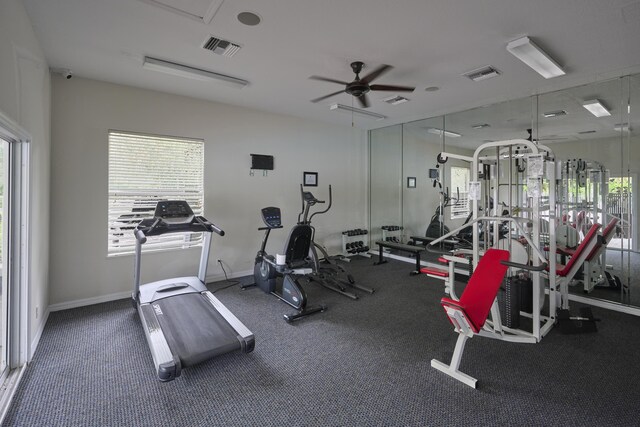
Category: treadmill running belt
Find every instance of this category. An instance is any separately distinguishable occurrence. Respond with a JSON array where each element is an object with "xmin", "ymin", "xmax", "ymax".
[{"xmin": 154, "ymin": 293, "xmax": 242, "ymax": 367}]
